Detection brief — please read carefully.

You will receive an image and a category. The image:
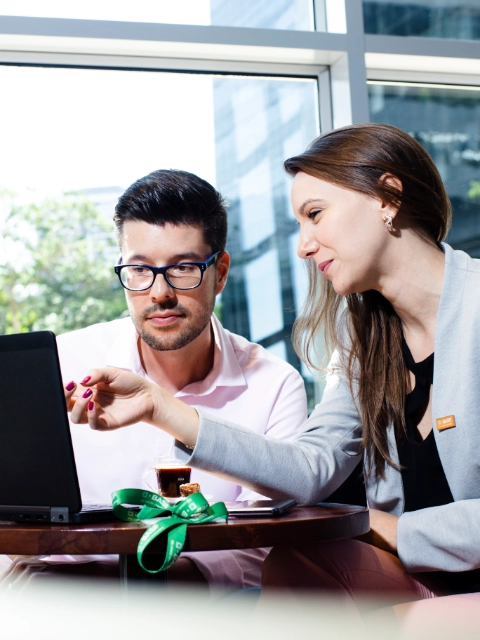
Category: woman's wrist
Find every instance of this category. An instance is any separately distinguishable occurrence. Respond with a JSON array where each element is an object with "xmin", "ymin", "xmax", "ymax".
[
  {"xmin": 147, "ymin": 384, "xmax": 200, "ymax": 447},
  {"xmin": 366, "ymin": 509, "xmax": 398, "ymax": 554}
]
